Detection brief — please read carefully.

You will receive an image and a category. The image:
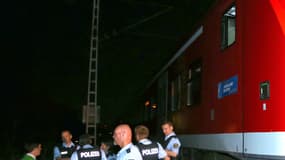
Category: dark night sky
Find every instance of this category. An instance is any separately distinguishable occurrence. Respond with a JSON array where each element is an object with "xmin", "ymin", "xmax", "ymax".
[{"xmin": 1, "ymin": 0, "xmax": 213, "ymax": 158}]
